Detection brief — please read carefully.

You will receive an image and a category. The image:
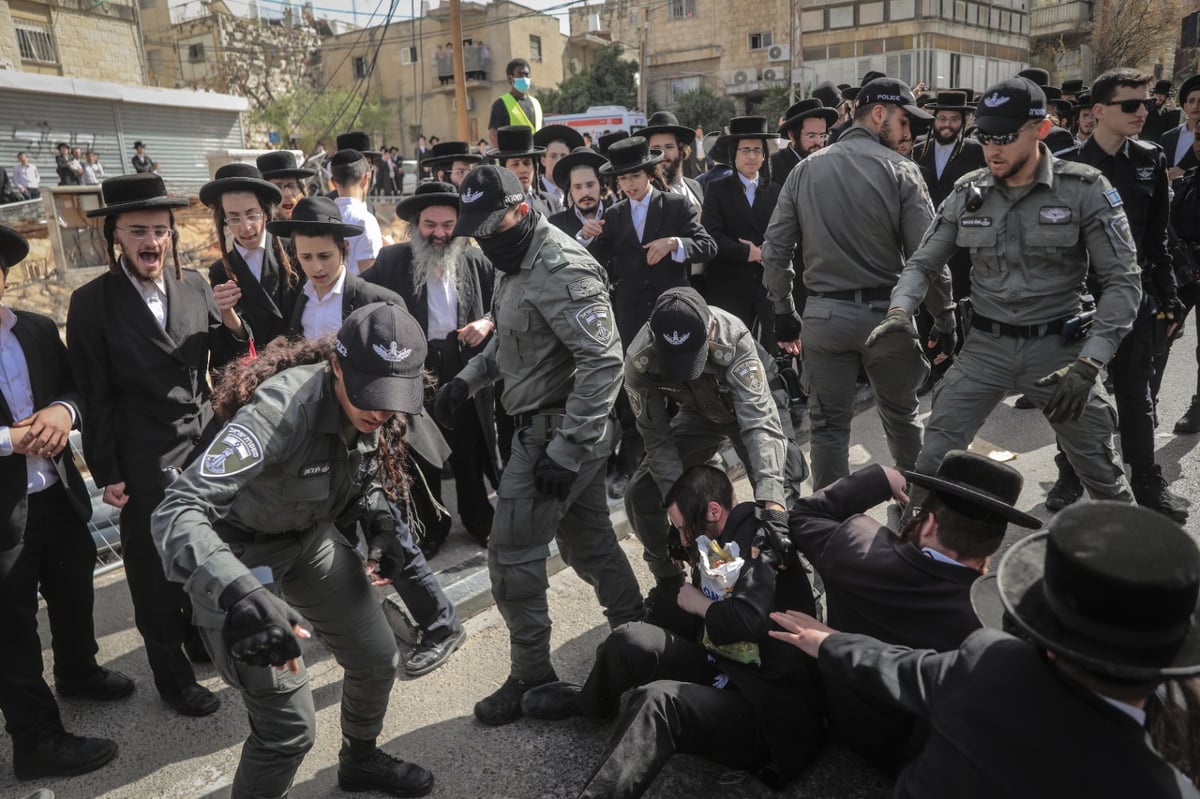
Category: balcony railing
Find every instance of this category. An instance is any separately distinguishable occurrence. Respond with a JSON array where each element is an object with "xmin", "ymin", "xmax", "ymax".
[{"xmin": 1031, "ymin": 0, "xmax": 1092, "ymax": 38}]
